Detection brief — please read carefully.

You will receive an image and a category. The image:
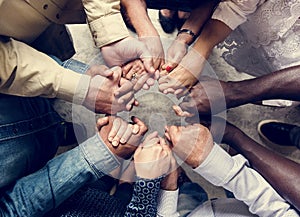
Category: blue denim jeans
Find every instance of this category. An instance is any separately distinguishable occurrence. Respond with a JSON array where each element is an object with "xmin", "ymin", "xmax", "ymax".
[{"xmin": 0, "ymin": 95, "xmax": 63, "ymax": 193}]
